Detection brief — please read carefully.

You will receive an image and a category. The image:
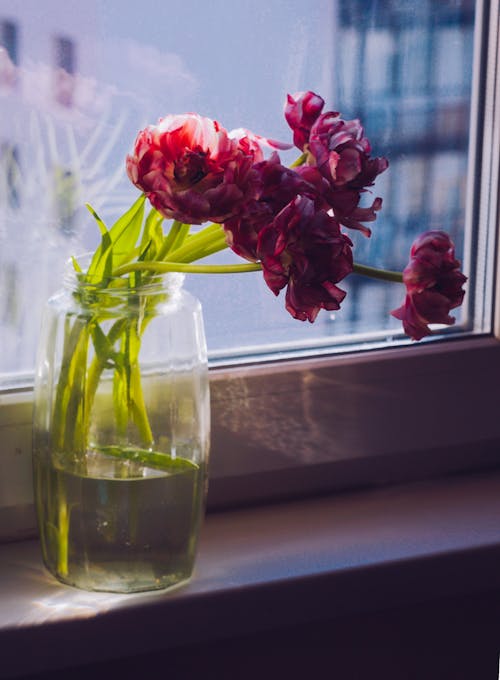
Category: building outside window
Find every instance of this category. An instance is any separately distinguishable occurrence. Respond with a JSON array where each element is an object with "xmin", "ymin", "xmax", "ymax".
[
  {"xmin": 53, "ymin": 166, "xmax": 77, "ymax": 235},
  {"xmin": 0, "ymin": 18, "xmax": 18, "ymax": 87},
  {"xmin": 334, "ymin": 0, "xmax": 473, "ymax": 264},
  {"xmin": 53, "ymin": 34, "xmax": 76, "ymax": 106},
  {"xmin": 0, "ymin": 142, "xmax": 20, "ymax": 209}
]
